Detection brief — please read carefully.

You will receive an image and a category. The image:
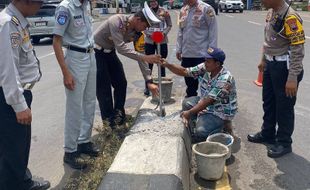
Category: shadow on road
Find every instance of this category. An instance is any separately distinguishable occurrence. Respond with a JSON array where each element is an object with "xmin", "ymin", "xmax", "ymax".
[
  {"xmin": 274, "ymin": 152, "xmax": 310, "ymax": 190},
  {"xmin": 51, "ymin": 164, "xmax": 84, "ymax": 190}
]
